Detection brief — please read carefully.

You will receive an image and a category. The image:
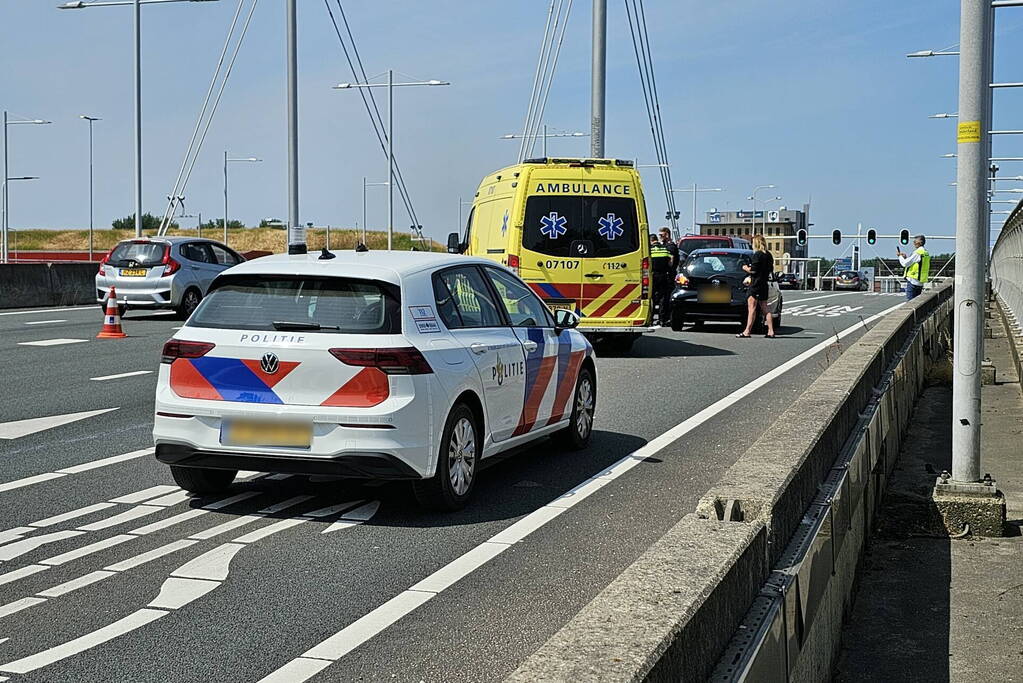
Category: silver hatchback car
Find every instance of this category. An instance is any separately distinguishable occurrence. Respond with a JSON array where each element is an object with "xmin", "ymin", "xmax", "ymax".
[{"xmin": 96, "ymin": 237, "xmax": 245, "ymax": 318}]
